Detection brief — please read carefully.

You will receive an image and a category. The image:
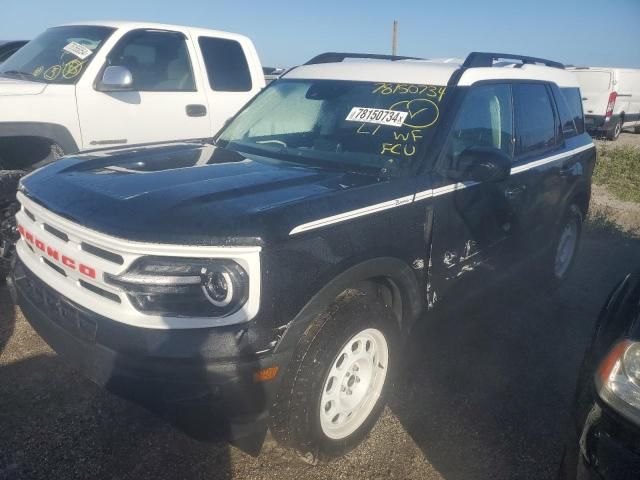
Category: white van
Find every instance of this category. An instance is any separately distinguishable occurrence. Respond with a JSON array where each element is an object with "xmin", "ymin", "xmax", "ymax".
[{"xmin": 569, "ymin": 67, "xmax": 640, "ymax": 140}]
